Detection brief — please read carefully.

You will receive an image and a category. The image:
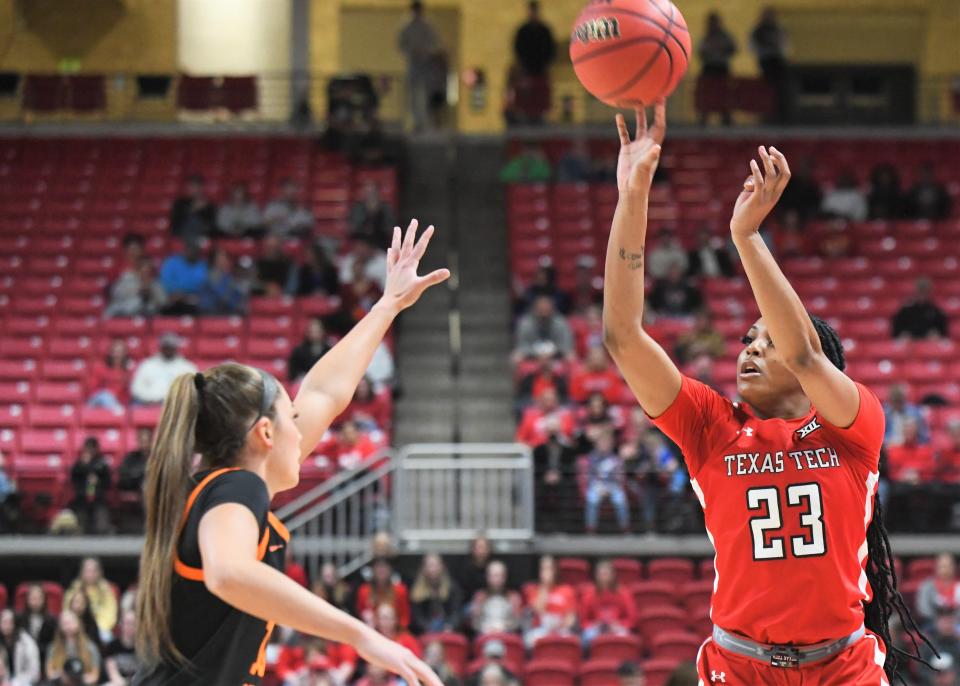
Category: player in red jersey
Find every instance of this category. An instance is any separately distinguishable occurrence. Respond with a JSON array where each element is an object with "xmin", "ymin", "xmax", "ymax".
[{"xmin": 602, "ymin": 102, "xmax": 933, "ymax": 685}]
